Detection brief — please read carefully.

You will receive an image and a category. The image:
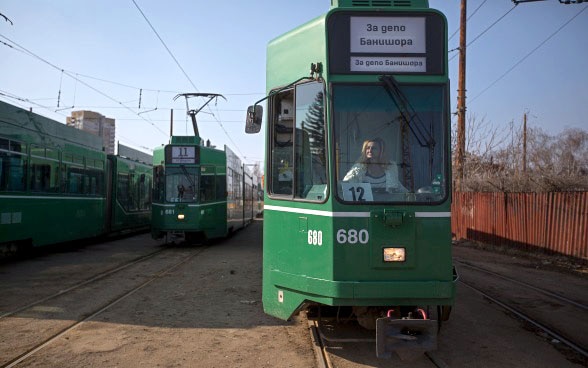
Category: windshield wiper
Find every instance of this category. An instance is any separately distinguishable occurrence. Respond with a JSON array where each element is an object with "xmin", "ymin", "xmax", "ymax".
[
  {"xmin": 180, "ymin": 165, "xmax": 196, "ymax": 189},
  {"xmin": 379, "ymin": 75, "xmax": 436, "ymax": 148}
]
